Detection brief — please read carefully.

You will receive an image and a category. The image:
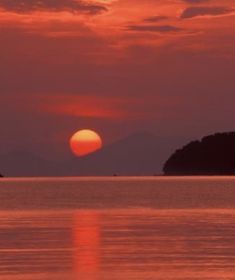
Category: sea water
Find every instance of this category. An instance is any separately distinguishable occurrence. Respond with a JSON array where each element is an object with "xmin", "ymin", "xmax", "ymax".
[{"xmin": 0, "ymin": 177, "xmax": 235, "ymax": 280}]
